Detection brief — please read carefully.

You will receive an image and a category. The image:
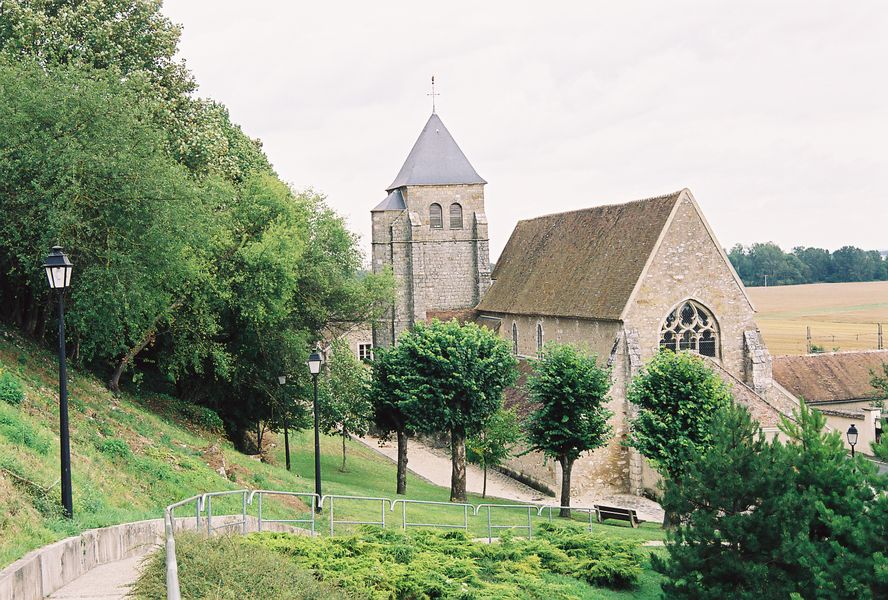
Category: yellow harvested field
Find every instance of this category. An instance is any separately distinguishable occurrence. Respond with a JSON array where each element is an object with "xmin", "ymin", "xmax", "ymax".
[{"xmin": 747, "ymin": 281, "xmax": 888, "ymax": 356}]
